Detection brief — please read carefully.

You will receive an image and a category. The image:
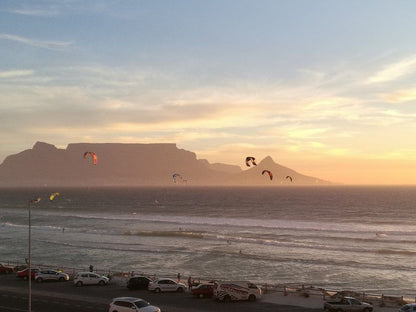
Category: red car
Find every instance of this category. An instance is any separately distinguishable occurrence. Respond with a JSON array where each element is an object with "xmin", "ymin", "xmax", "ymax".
[
  {"xmin": 0, "ymin": 264, "xmax": 14, "ymax": 274},
  {"xmin": 191, "ymin": 283, "xmax": 214, "ymax": 298},
  {"xmin": 16, "ymin": 268, "xmax": 40, "ymax": 280}
]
